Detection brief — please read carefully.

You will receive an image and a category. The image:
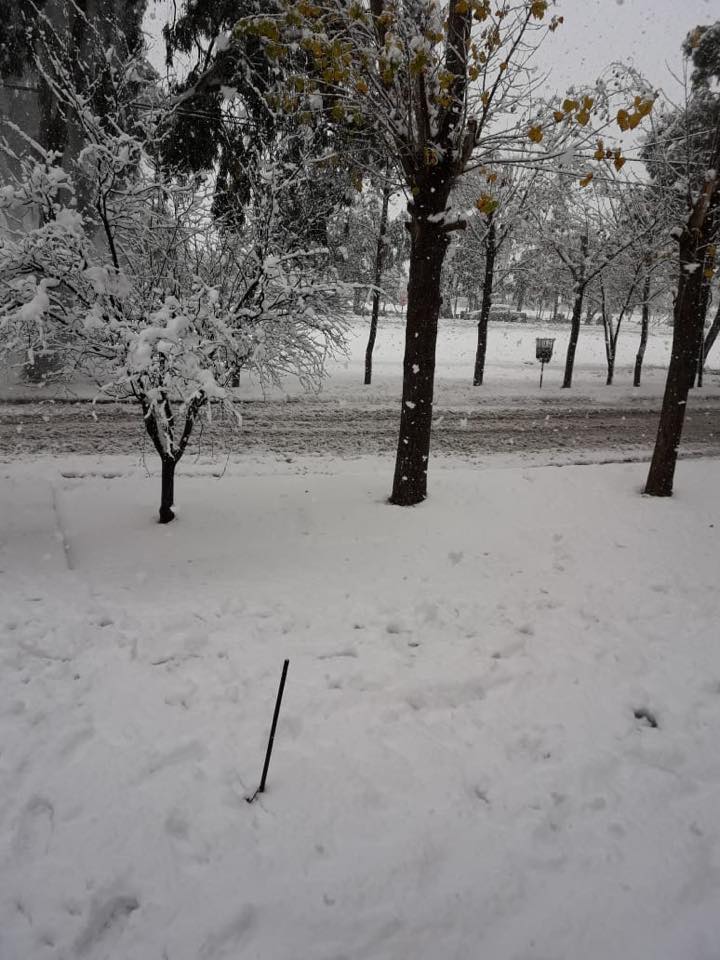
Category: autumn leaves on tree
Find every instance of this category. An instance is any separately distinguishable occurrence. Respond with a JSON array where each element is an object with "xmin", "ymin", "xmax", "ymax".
[{"xmin": 235, "ymin": 0, "xmax": 651, "ymax": 505}]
